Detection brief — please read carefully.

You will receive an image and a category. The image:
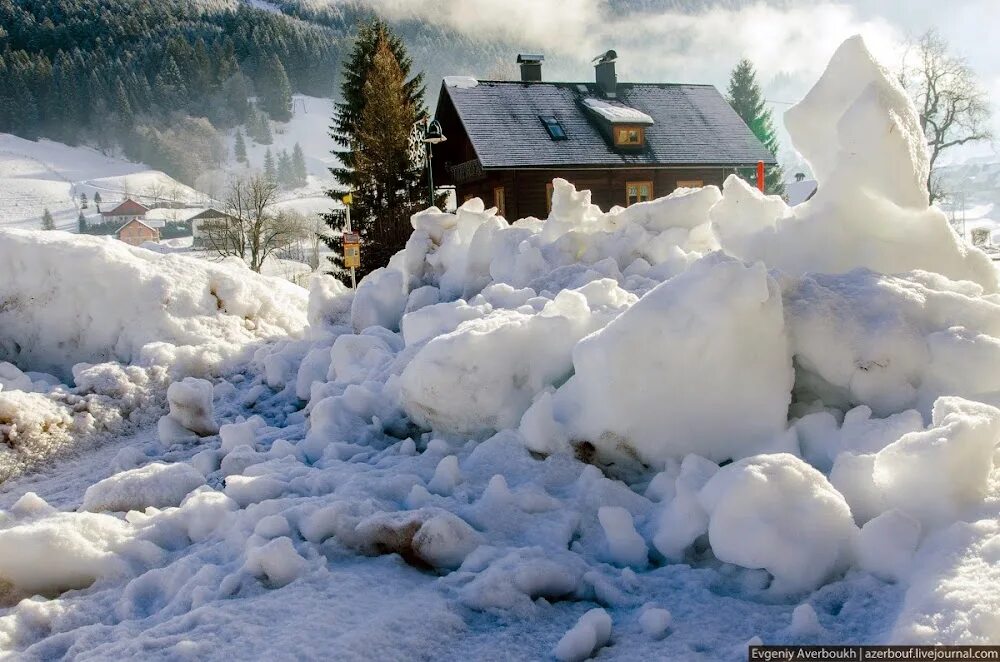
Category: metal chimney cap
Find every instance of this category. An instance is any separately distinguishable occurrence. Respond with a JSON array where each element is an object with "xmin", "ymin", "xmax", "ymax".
[
  {"xmin": 592, "ymin": 49, "xmax": 617, "ymax": 64},
  {"xmin": 516, "ymin": 53, "xmax": 545, "ymax": 63}
]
